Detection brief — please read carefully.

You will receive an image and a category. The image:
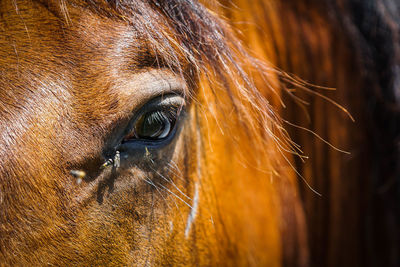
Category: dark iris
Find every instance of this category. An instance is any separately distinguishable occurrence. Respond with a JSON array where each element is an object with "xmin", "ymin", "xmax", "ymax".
[{"xmin": 124, "ymin": 109, "xmax": 178, "ymax": 141}]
